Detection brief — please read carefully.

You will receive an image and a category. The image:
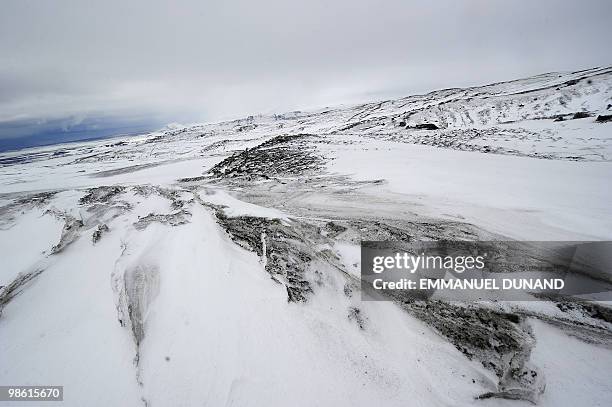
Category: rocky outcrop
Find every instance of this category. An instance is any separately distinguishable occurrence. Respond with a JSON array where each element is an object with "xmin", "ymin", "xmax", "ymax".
[
  {"xmin": 209, "ymin": 134, "xmax": 322, "ymax": 180},
  {"xmin": 133, "ymin": 211, "xmax": 192, "ymax": 230}
]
